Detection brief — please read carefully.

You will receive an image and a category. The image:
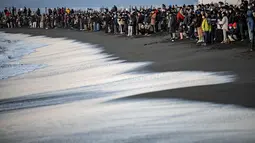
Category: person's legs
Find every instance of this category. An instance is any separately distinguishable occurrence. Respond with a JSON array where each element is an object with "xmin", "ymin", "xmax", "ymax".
[
  {"xmin": 114, "ymin": 24, "xmax": 117, "ymax": 34},
  {"xmin": 204, "ymin": 31, "xmax": 209, "ymax": 44},
  {"xmin": 130, "ymin": 26, "xmax": 133, "ymax": 36},
  {"xmin": 223, "ymin": 29, "xmax": 227, "ymax": 43},
  {"xmin": 189, "ymin": 26, "xmax": 194, "ymax": 39},
  {"xmin": 180, "ymin": 32, "xmax": 183, "ymax": 40},
  {"xmin": 128, "ymin": 26, "xmax": 131, "ymax": 36},
  {"xmin": 97, "ymin": 23, "xmax": 100, "ymax": 31},
  {"xmin": 105, "ymin": 23, "xmax": 108, "ymax": 33},
  {"xmin": 128, "ymin": 26, "xmax": 132, "ymax": 36},
  {"xmin": 158, "ymin": 22, "xmax": 161, "ymax": 31},
  {"xmin": 80, "ymin": 21, "xmax": 82, "ymax": 30},
  {"xmin": 93, "ymin": 22, "xmax": 96, "ymax": 31},
  {"xmin": 40, "ymin": 21, "xmax": 43, "ymax": 28},
  {"xmin": 208, "ymin": 31, "xmax": 211, "ymax": 44},
  {"xmin": 172, "ymin": 33, "xmax": 176, "ymax": 40},
  {"xmin": 251, "ymin": 30, "xmax": 255, "ymax": 51},
  {"xmin": 136, "ymin": 24, "xmax": 139, "ymax": 35},
  {"xmin": 133, "ymin": 25, "xmax": 136, "ymax": 35},
  {"xmin": 250, "ymin": 31, "xmax": 254, "ymax": 51},
  {"xmin": 33, "ymin": 22, "xmax": 37, "ymax": 28},
  {"xmin": 210, "ymin": 26, "xmax": 215, "ymax": 43},
  {"xmin": 197, "ymin": 27, "xmax": 203, "ymax": 42},
  {"xmin": 119, "ymin": 24, "xmax": 122, "ymax": 33},
  {"xmin": 51, "ymin": 21, "xmax": 54, "ymax": 28},
  {"xmin": 200, "ymin": 27, "xmax": 203, "ymax": 41},
  {"xmin": 119, "ymin": 24, "xmax": 123, "ymax": 34},
  {"xmin": 248, "ymin": 23, "xmax": 252, "ymax": 41},
  {"xmin": 84, "ymin": 24, "xmax": 87, "ymax": 31},
  {"xmin": 138, "ymin": 23, "xmax": 142, "ymax": 34},
  {"xmin": 239, "ymin": 23, "xmax": 245, "ymax": 41}
]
